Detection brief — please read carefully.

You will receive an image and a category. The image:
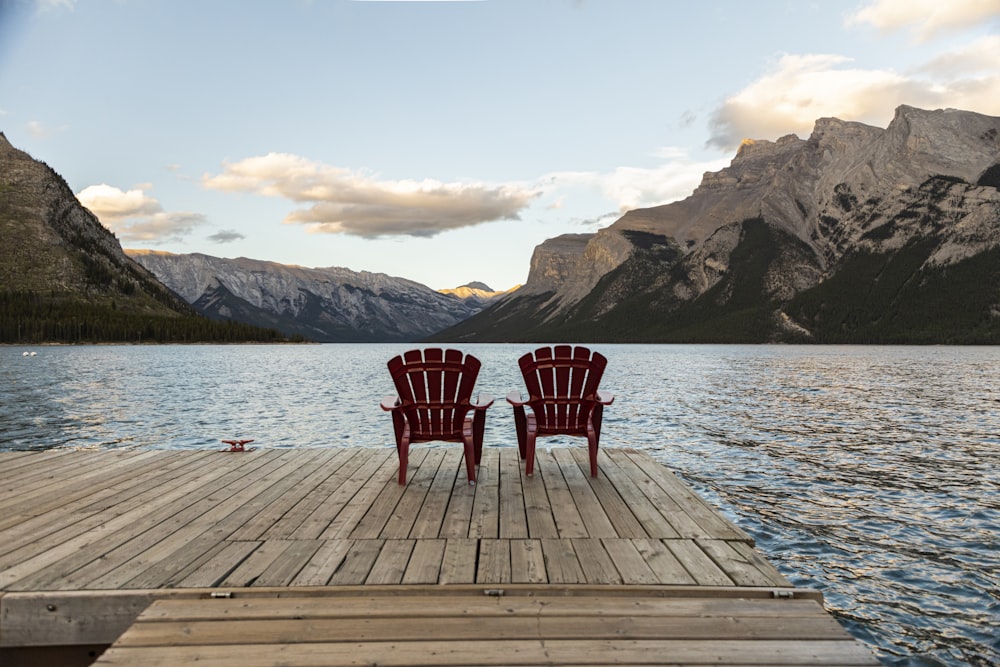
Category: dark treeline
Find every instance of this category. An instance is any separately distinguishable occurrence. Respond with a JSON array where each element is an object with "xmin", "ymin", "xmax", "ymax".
[{"xmin": 0, "ymin": 291, "xmax": 302, "ymax": 344}]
